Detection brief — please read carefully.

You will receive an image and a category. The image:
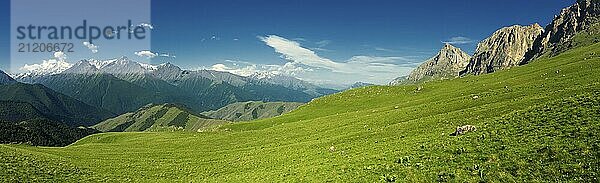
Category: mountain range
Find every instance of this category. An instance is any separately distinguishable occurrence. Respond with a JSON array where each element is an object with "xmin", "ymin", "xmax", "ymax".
[
  {"xmin": 524, "ymin": 0, "xmax": 600, "ymax": 62},
  {"xmin": 393, "ymin": 0, "xmax": 600, "ymax": 84},
  {"xmin": 15, "ymin": 57, "xmax": 336, "ymax": 114}
]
